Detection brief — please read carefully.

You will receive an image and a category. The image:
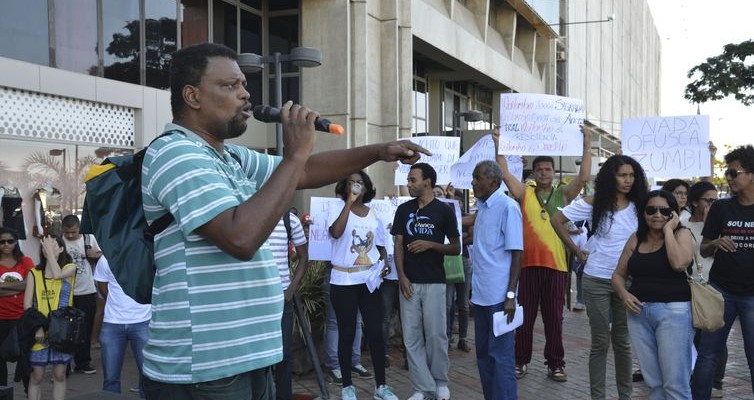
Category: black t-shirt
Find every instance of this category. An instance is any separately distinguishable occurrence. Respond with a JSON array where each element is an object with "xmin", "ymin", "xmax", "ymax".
[
  {"xmin": 703, "ymin": 197, "xmax": 754, "ymax": 295},
  {"xmin": 391, "ymin": 198, "xmax": 460, "ymax": 283}
]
